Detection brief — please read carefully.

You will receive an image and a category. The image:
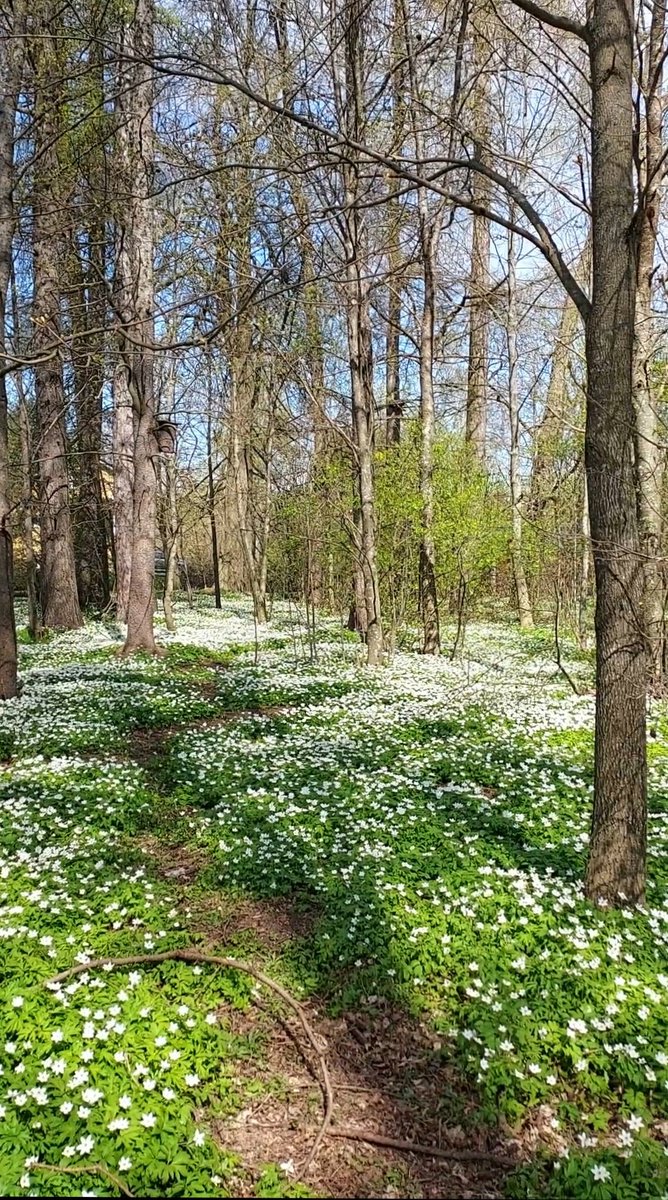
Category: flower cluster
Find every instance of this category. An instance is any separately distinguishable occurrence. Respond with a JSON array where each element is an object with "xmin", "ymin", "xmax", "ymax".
[{"xmin": 1, "ymin": 598, "xmax": 668, "ymax": 1196}]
